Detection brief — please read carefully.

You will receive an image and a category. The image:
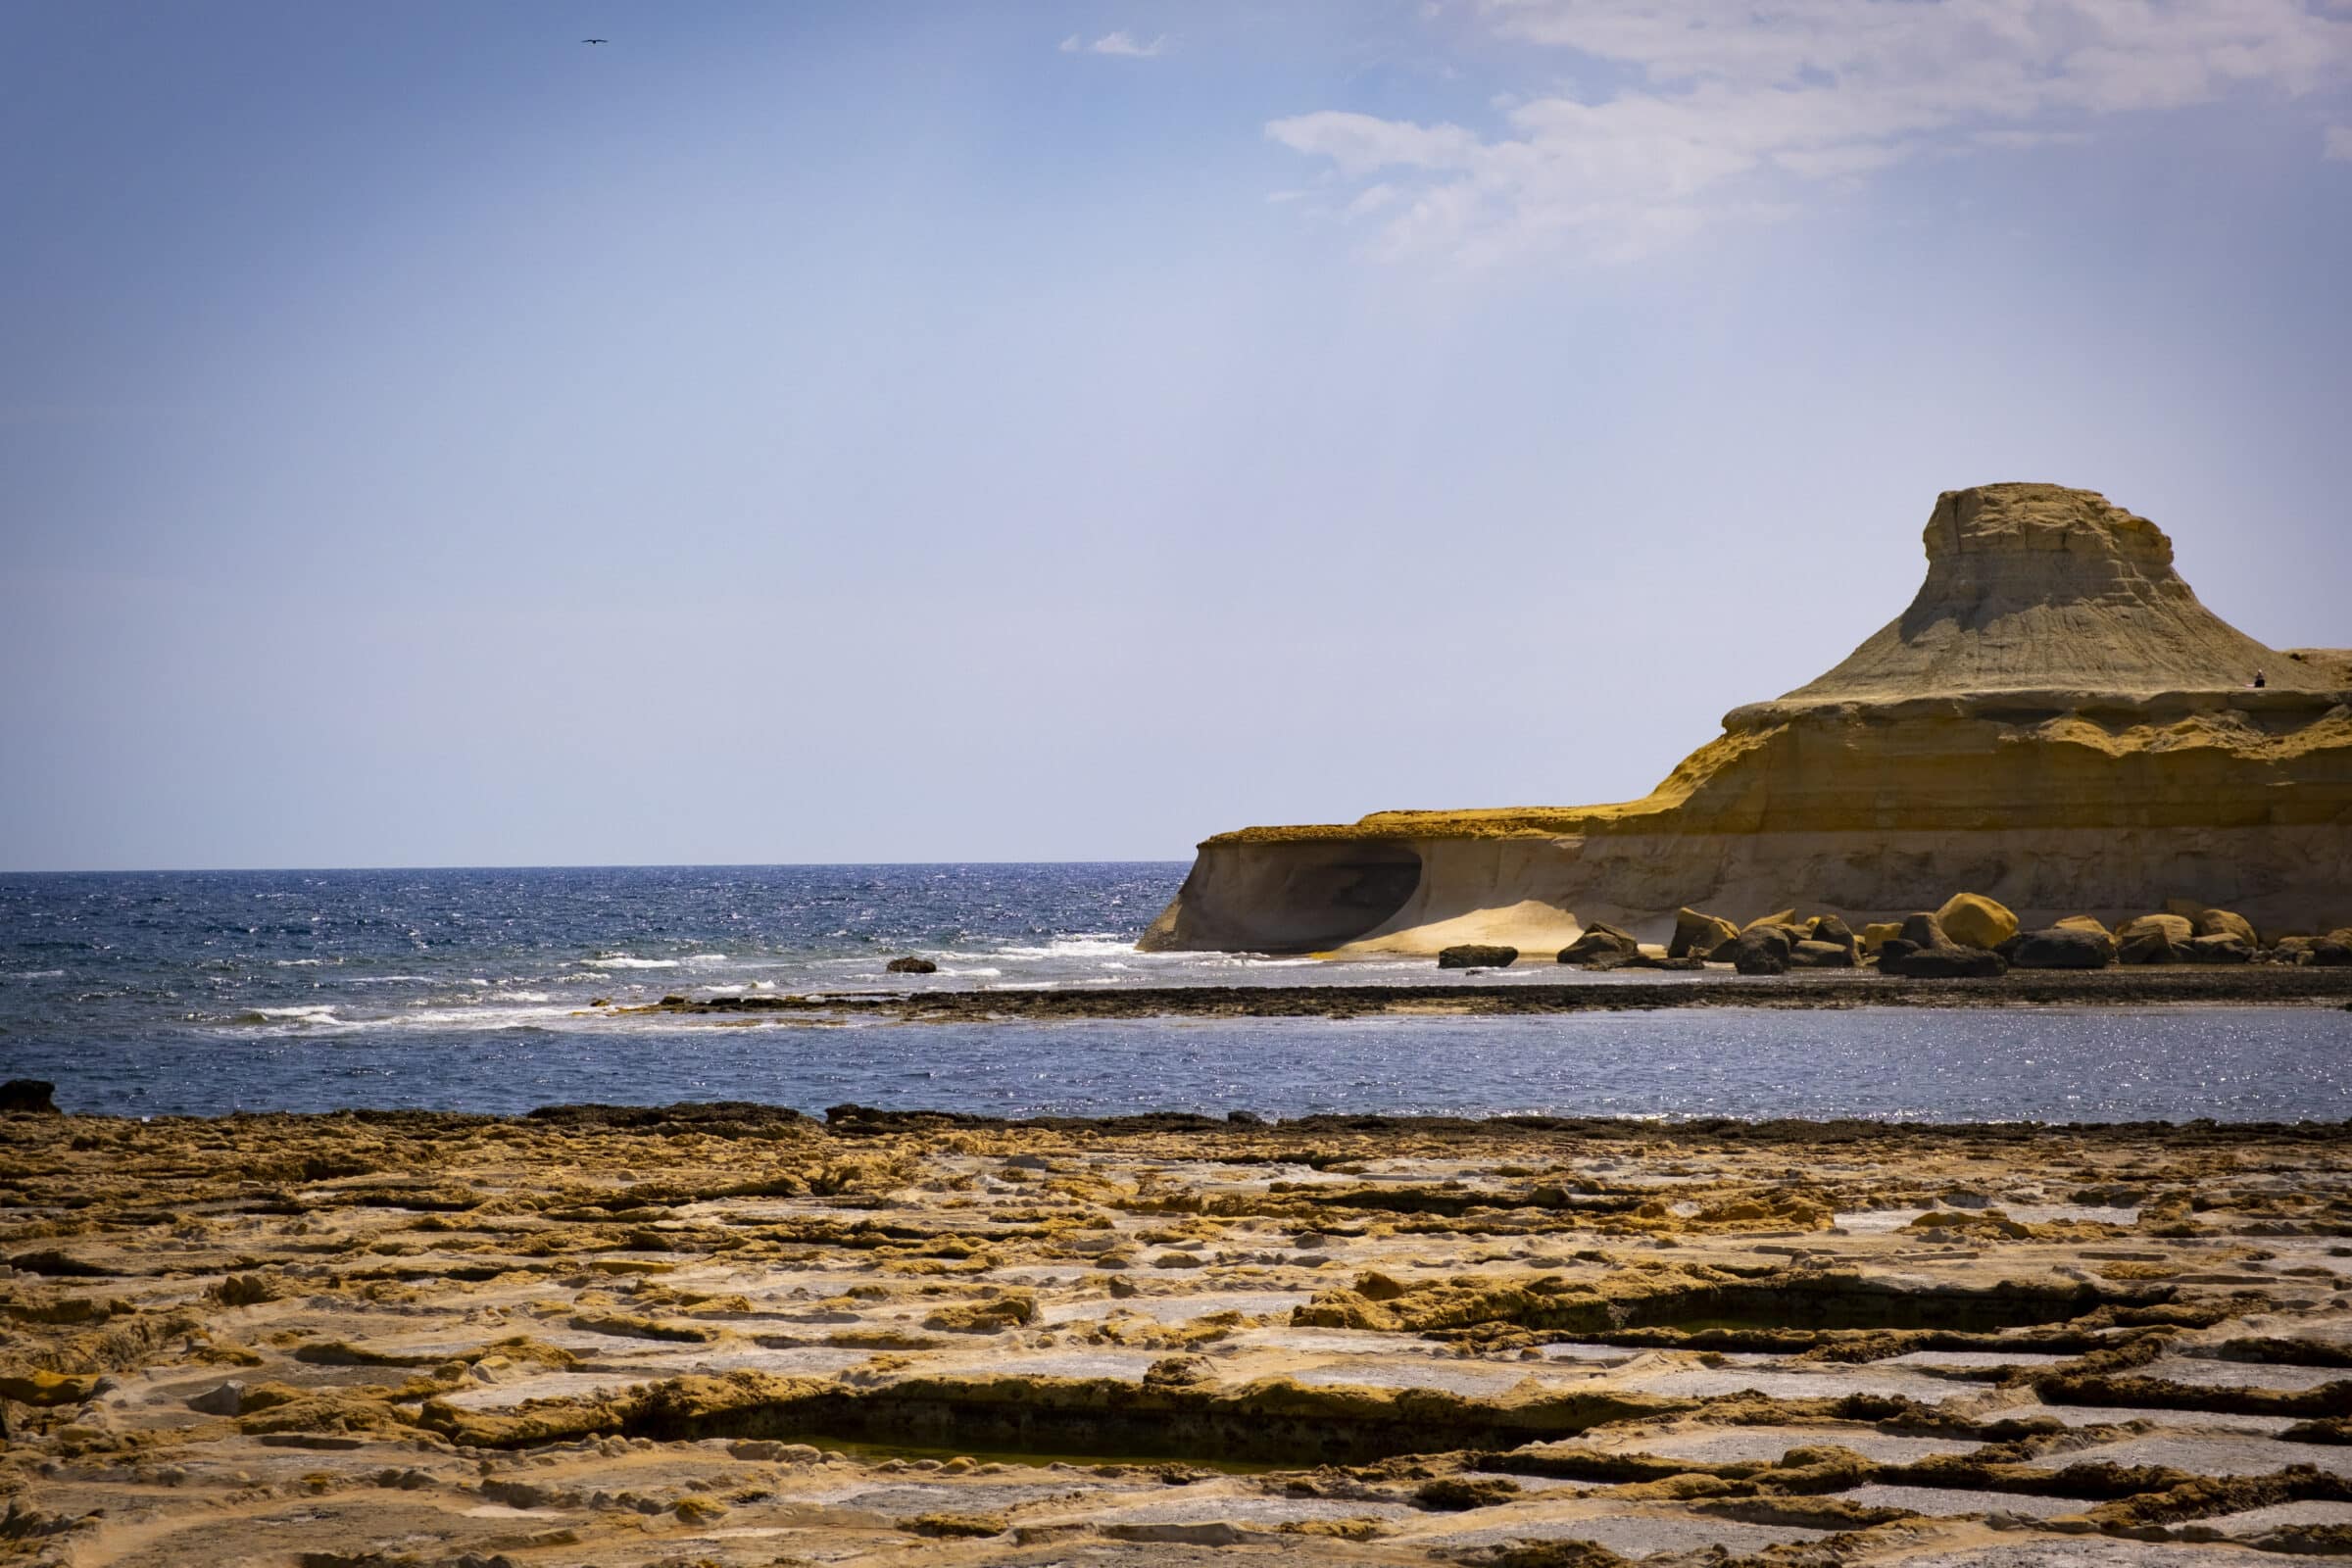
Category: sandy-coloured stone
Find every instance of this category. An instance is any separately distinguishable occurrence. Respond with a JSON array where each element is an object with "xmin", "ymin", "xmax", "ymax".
[
  {"xmin": 1668, "ymin": 908, "xmax": 1739, "ymax": 959},
  {"xmin": 2192, "ymin": 908, "xmax": 2257, "ymax": 946},
  {"xmin": 1936, "ymin": 893, "xmax": 2019, "ymax": 952}
]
